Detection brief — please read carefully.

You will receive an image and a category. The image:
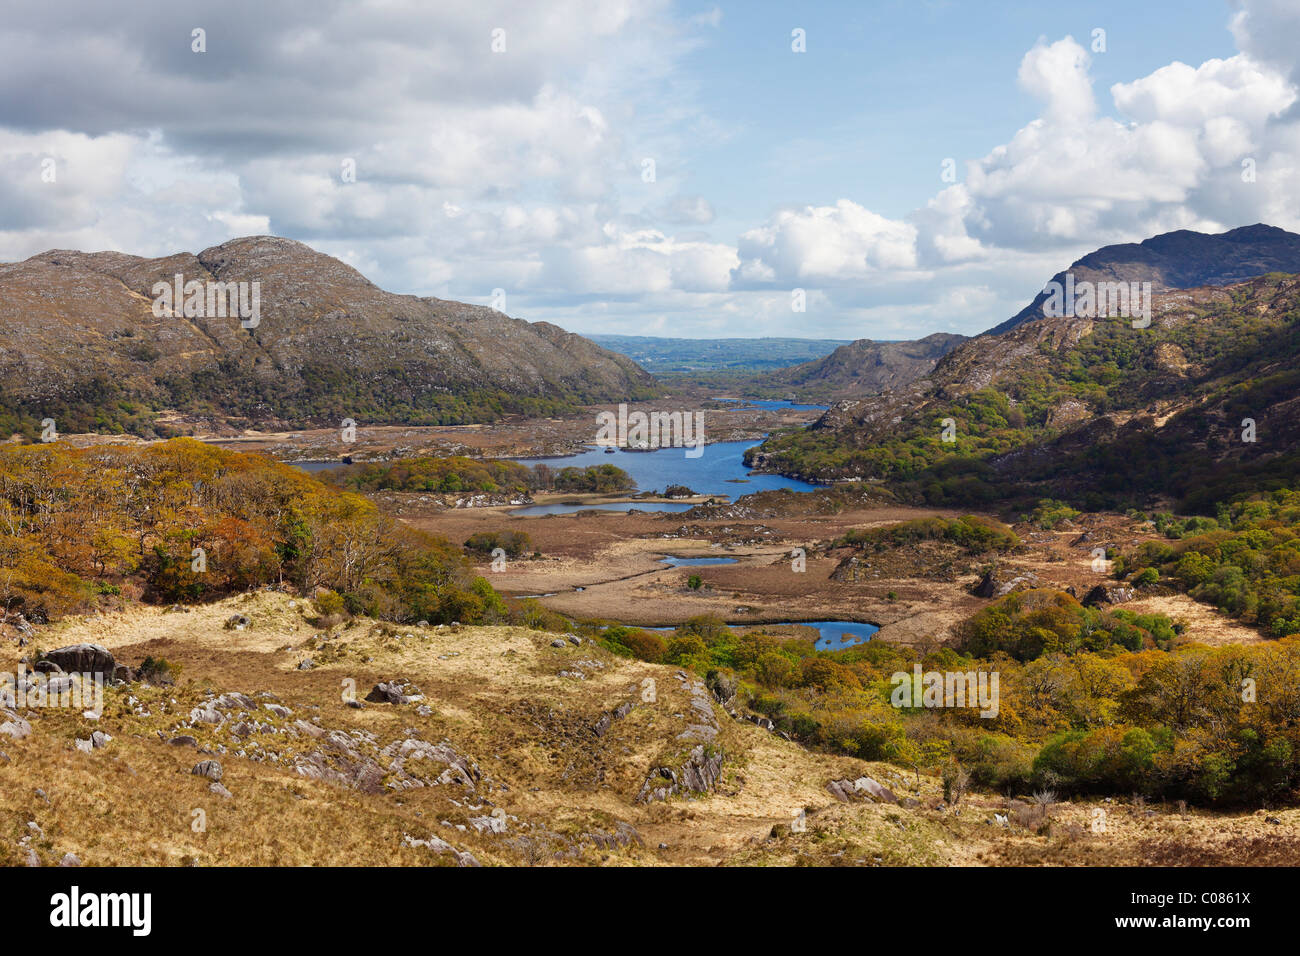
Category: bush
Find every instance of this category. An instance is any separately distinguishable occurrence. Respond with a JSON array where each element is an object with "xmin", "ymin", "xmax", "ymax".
[
  {"xmin": 313, "ymin": 589, "xmax": 347, "ymax": 618},
  {"xmin": 604, "ymin": 626, "xmax": 667, "ymax": 663},
  {"xmin": 464, "ymin": 530, "xmax": 532, "ymax": 558},
  {"xmin": 1131, "ymin": 567, "xmax": 1160, "ymax": 587},
  {"xmin": 136, "ymin": 655, "xmax": 180, "ymax": 685}
]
